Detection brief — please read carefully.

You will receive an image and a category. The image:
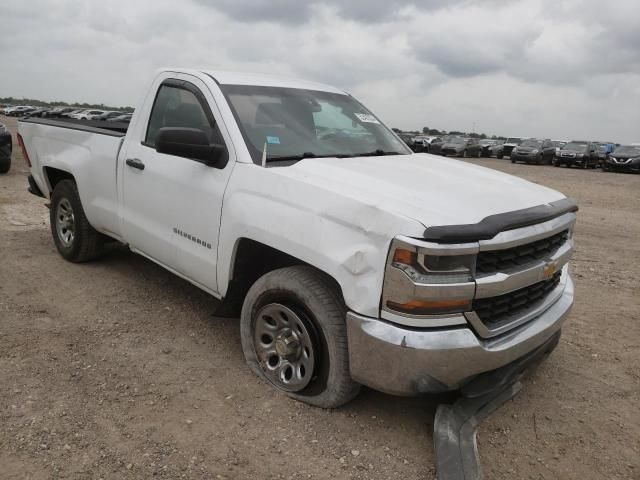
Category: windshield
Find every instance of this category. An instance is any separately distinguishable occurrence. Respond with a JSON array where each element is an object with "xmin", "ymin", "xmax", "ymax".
[
  {"xmin": 447, "ymin": 137, "xmax": 465, "ymax": 144},
  {"xmin": 563, "ymin": 142, "xmax": 588, "ymax": 152},
  {"xmin": 506, "ymin": 138, "xmax": 523, "ymax": 144},
  {"xmin": 613, "ymin": 146, "xmax": 640, "ymax": 156},
  {"xmin": 221, "ymin": 84, "xmax": 411, "ymax": 163},
  {"xmin": 520, "ymin": 139, "xmax": 543, "ymax": 148}
]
